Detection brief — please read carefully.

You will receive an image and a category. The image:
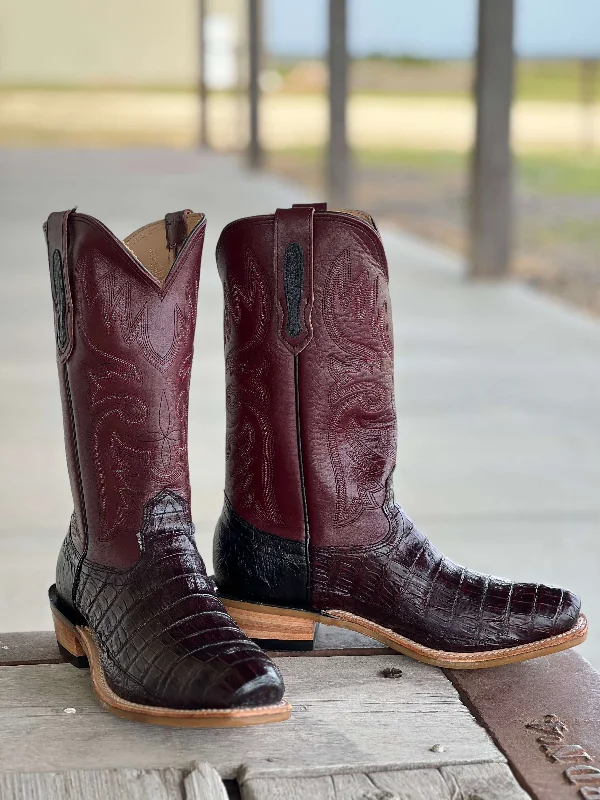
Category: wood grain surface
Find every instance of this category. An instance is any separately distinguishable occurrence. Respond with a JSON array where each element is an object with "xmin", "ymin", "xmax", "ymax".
[
  {"xmin": 0, "ymin": 655, "xmax": 501, "ymax": 778},
  {"xmin": 241, "ymin": 762, "xmax": 529, "ymax": 800},
  {"xmin": 0, "ymin": 763, "xmax": 227, "ymax": 800}
]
